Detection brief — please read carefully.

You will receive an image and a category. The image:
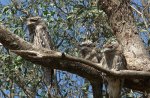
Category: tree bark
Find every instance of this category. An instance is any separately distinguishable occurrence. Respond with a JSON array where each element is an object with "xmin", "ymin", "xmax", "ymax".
[
  {"xmin": 0, "ymin": 25, "xmax": 150, "ymax": 92},
  {"xmin": 97, "ymin": 0, "xmax": 150, "ymax": 93},
  {"xmin": 98, "ymin": 0, "xmax": 150, "ymax": 71},
  {"xmin": 1, "ymin": 0, "xmax": 150, "ymax": 95},
  {"xmin": 90, "ymin": 81, "xmax": 103, "ymax": 98}
]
